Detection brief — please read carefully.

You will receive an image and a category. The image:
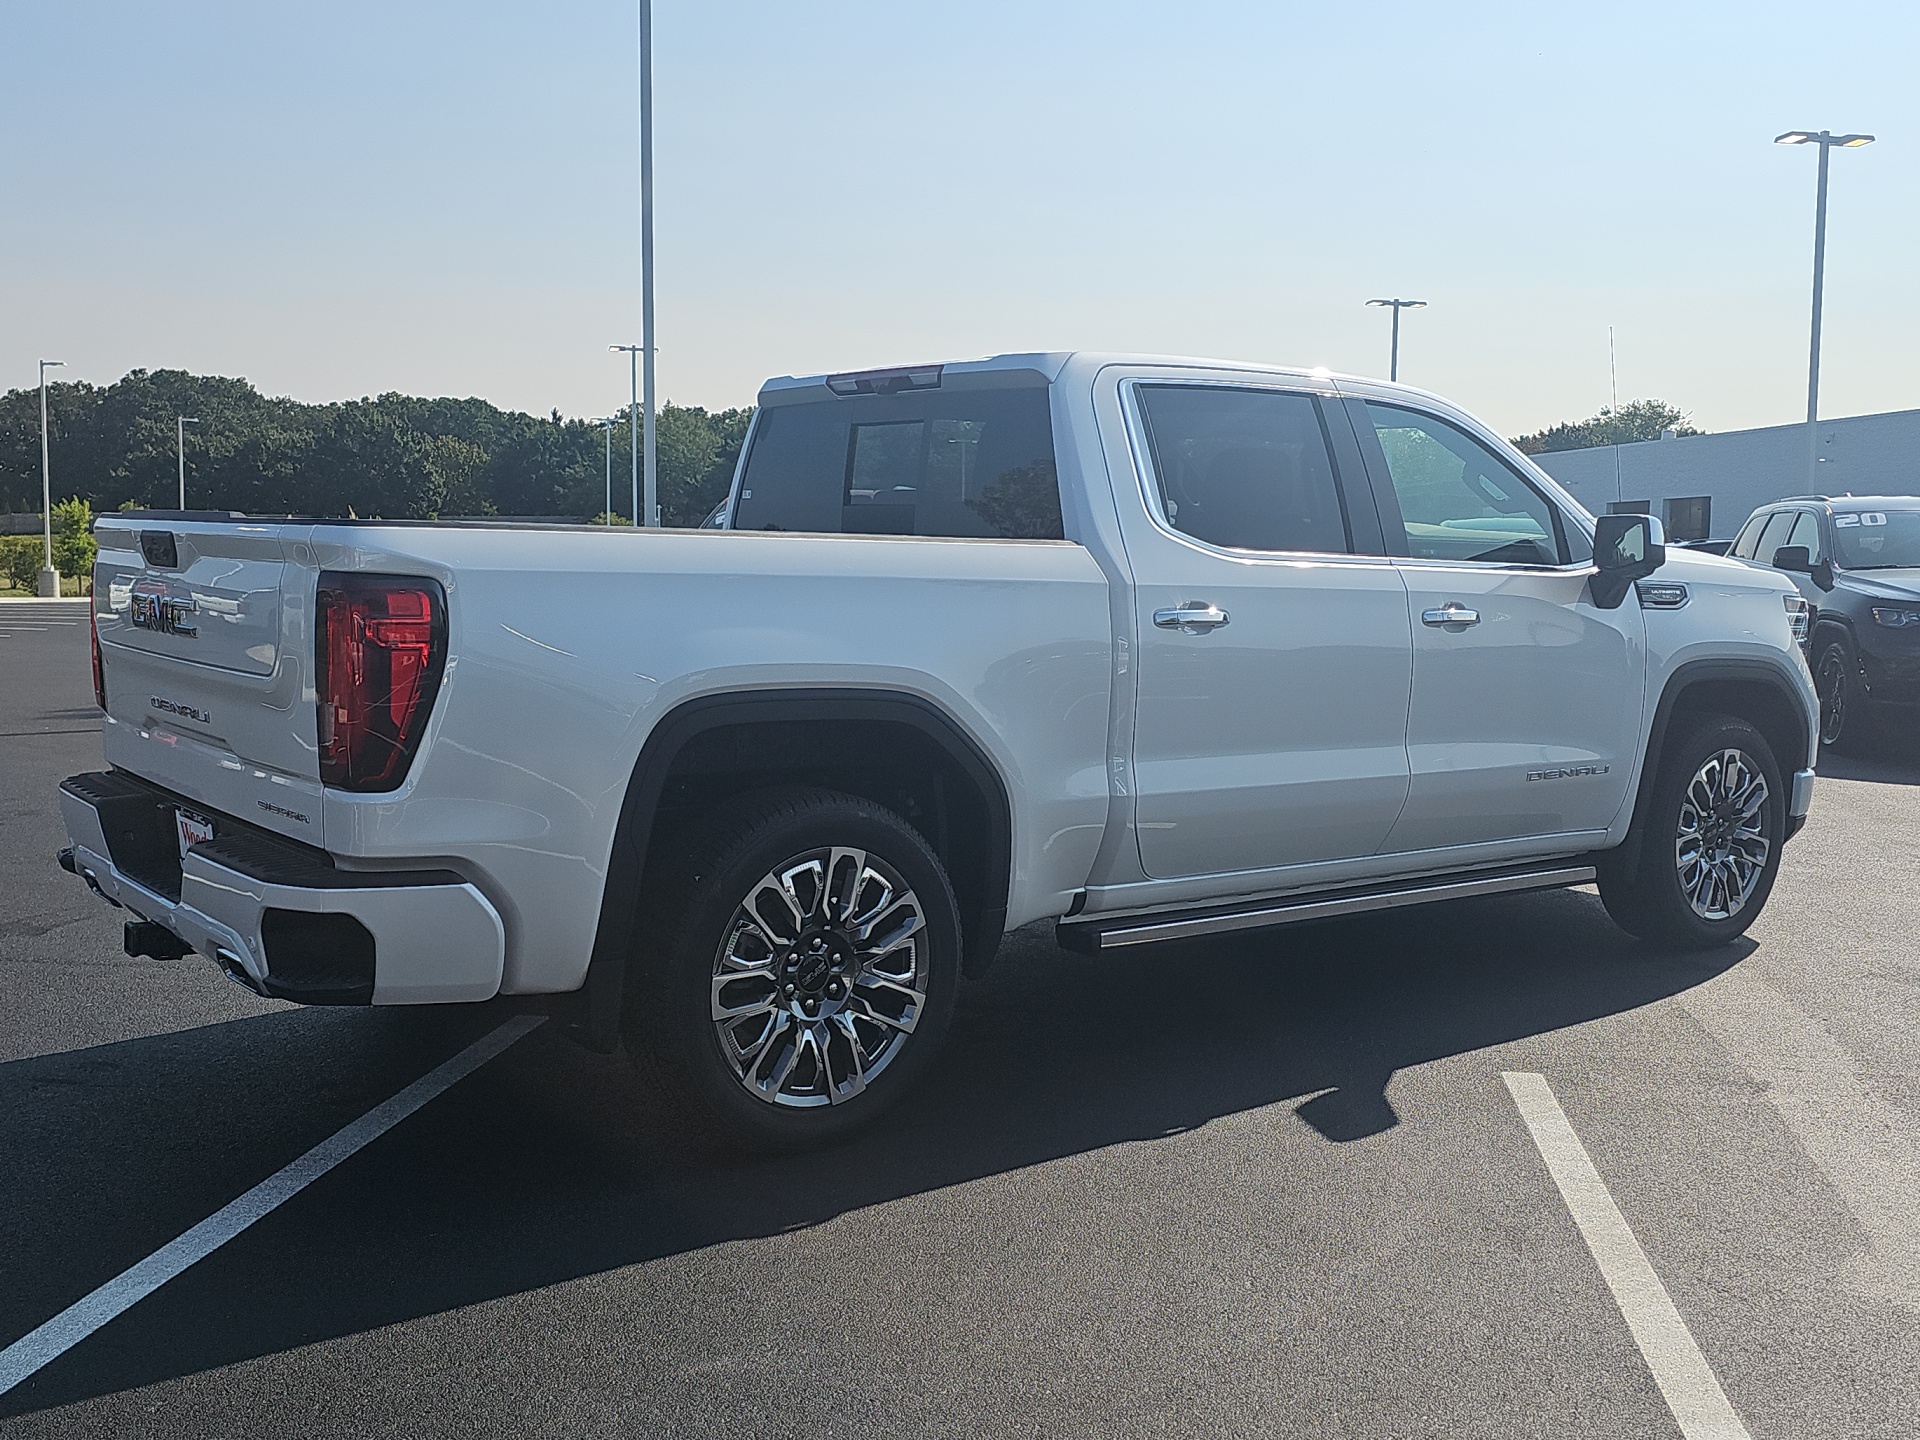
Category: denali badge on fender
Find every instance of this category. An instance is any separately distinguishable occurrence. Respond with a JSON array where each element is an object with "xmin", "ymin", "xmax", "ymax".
[{"xmin": 1526, "ymin": 765, "xmax": 1611, "ymax": 782}]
